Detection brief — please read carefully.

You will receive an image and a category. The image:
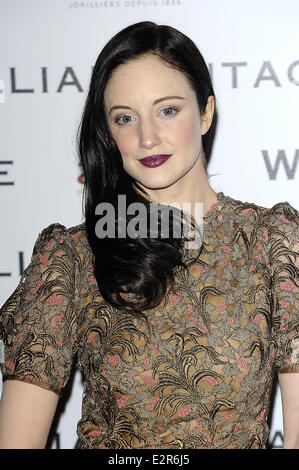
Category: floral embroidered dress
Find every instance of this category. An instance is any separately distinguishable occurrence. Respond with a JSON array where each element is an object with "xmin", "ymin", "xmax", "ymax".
[{"xmin": 0, "ymin": 192, "xmax": 298, "ymax": 449}]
